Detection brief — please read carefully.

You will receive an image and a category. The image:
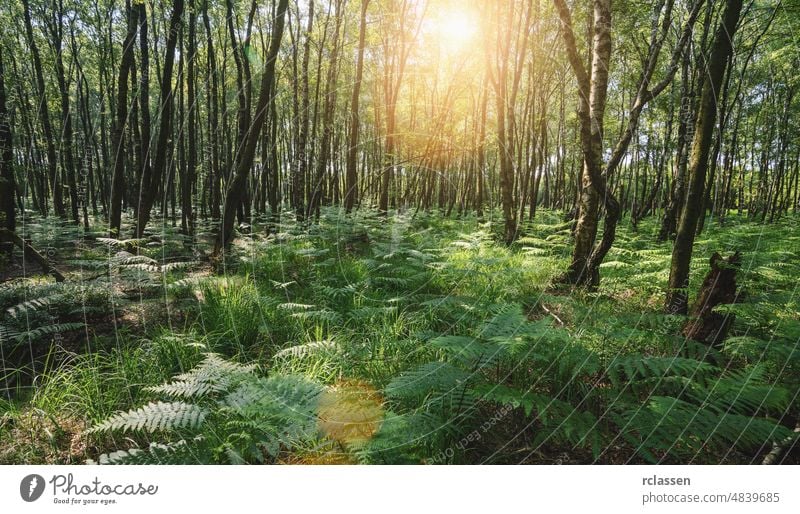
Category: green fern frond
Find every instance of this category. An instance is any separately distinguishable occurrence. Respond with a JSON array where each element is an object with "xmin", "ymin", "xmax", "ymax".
[
  {"xmin": 429, "ymin": 335, "xmax": 501, "ymax": 367},
  {"xmin": 87, "ymin": 401, "xmax": 207, "ymax": 434},
  {"xmin": 619, "ymin": 396, "xmax": 793, "ymax": 462},
  {"xmin": 274, "ymin": 340, "xmax": 337, "ymax": 360},
  {"xmin": 96, "ymin": 237, "xmax": 148, "ymax": 248},
  {"xmin": 277, "ymin": 302, "xmax": 316, "ymax": 311},
  {"xmin": 479, "ymin": 304, "xmax": 529, "ymax": 339},
  {"xmin": 115, "ymin": 255, "xmax": 157, "ymax": 266},
  {"xmin": 148, "ymin": 354, "xmax": 256, "ymax": 398},
  {"xmin": 291, "ymin": 309, "xmax": 342, "ymax": 324},
  {"xmin": 385, "ymin": 362, "xmax": 471, "ymax": 404},
  {"xmin": 13, "ymin": 322, "xmax": 85, "ymax": 342},
  {"xmin": 92, "ymin": 438, "xmax": 210, "ymax": 464},
  {"xmin": 607, "ymin": 356, "xmax": 718, "ymax": 387},
  {"xmin": 7, "ymin": 294, "xmax": 67, "ymax": 317}
]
